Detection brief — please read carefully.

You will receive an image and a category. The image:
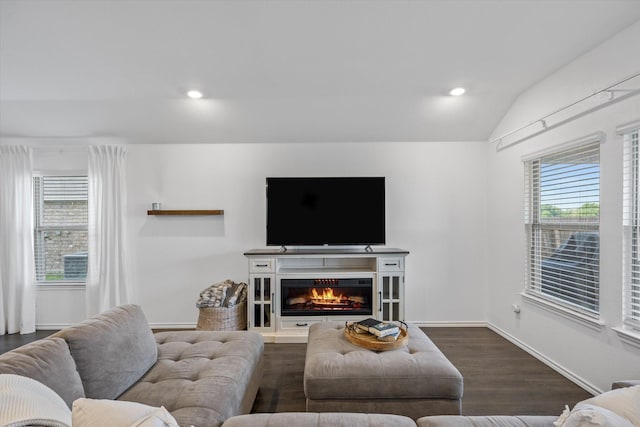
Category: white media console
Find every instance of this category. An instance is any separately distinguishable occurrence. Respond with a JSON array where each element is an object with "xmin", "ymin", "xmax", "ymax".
[{"xmin": 244, "ymin": 247, "xmax": 409, "ymax": 342}]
